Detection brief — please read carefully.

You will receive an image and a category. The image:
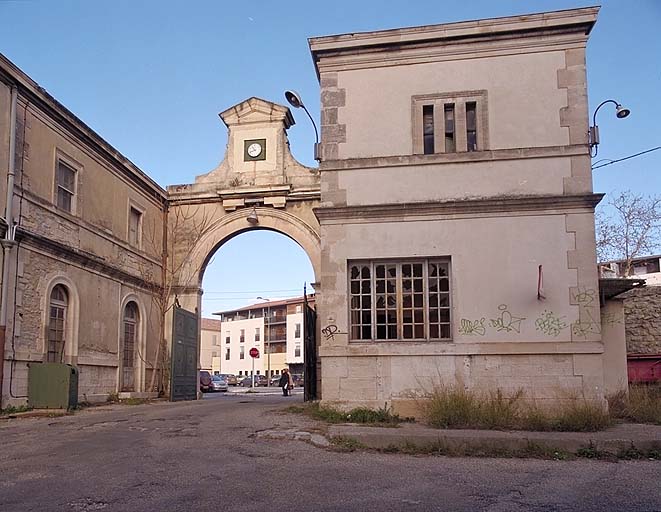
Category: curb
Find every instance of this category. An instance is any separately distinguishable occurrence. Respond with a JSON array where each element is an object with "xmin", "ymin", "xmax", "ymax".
[{"xmin": 327, "ymin": 423, "xmax": 661, "ymax": 457}]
